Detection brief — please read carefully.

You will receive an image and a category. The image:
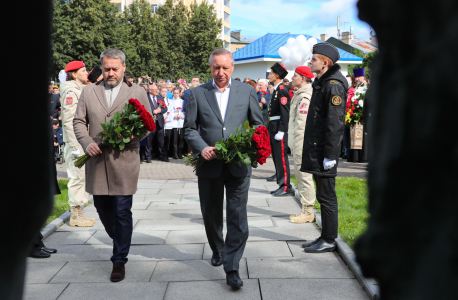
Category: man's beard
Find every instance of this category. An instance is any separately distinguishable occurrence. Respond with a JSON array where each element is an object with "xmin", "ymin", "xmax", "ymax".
[{"xmin": 105, "ymin": 78, "xmax": 119, "ymax": 87}]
